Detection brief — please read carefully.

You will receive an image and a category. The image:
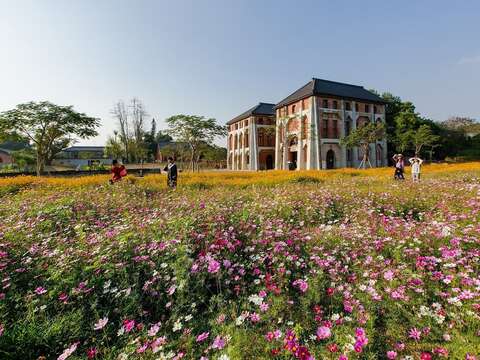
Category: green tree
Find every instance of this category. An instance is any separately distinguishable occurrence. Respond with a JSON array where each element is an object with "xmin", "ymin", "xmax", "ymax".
[
  {"xmin": 341, "ymin": 121, "xmax": 385, "ymax": 168},
  {"xmin": 165, "ymin": 115, "xmax": 226, "ymax": 171},
  {"xmin": 0, "ymin": 101, "xmax": 99, "ymax": 175},
  {"xmin": 105, "ymin": 131, "xmax": 125, "ymax": 161},
  {"xmin": 411, "ymin": 124, "xmax": 440, "ymax": 156}
]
